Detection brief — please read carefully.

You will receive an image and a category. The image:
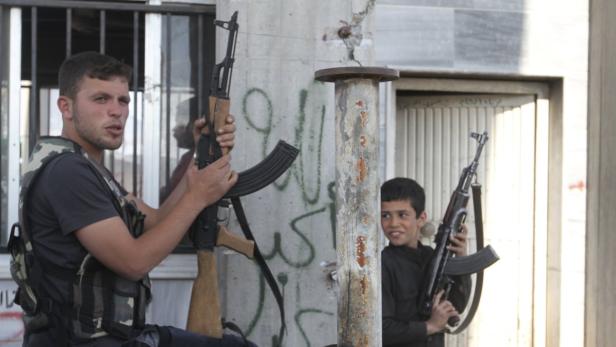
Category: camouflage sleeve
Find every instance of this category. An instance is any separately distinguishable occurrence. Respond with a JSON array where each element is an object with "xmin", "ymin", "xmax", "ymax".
[{"xmin": 40, "ymin": 154, "xmax": 120, "ymax": 235}]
